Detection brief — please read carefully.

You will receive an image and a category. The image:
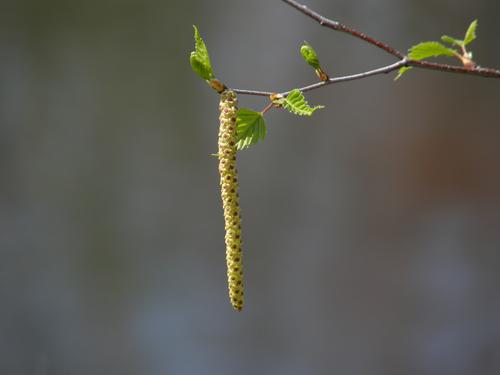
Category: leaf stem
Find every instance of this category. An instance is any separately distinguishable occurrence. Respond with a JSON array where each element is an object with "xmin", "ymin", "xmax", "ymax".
[{"xmin": 260, "ymin": 102, "xmax": 275, "ymax": 115}]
